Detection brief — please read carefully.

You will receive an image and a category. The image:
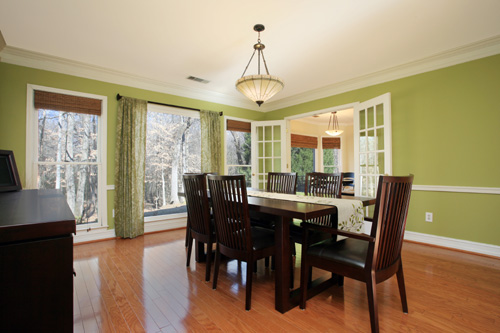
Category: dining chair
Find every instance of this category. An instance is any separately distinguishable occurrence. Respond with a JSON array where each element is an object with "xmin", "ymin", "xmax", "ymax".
[
  {"xmin": 267, "ymin": 172, "xmax": 298, "ymax": 194},
  {"xmin": 299, "ymin": 175, "xmax": 414, "ymax": 333},
  {"xmin": 290, "ymin": 172, "xmax": 344, "ymax": 254},
  {"xmin": 184, "ymin": 172, "xmax": 217, "ymax": 248},
  {"xmin": 305, "ymin": 172, "xmax": 343, "ymax": 198},
  {"xmin": 183, "ymin": 173, "xmax": 215, "ymax": 282},
  {"xmin": 255, "ymin": 172, "xmax": 297, "ymax": 269},
  {"xmin": 251, "ymin": 172, "xmax": 297, "ymax": 230},
  {"xmin": 207, "ymin": 174, "xmax": 276, "ymax": 310}
]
